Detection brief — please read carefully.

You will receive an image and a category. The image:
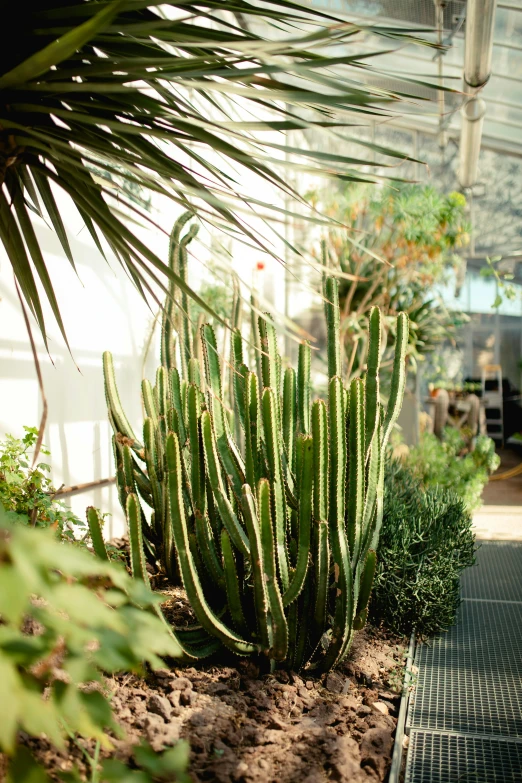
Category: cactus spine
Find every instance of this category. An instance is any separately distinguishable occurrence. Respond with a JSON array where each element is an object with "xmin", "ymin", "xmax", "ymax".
[{"xmin": 103, "ymin": 215, "xmax": 408, "ymax": 670}]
